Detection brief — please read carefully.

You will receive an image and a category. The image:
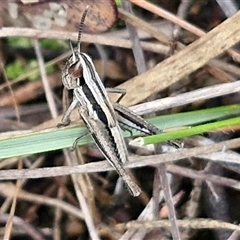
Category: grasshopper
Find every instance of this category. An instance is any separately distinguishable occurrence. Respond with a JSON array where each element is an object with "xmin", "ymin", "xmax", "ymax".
[
  {"xmin": 59, "ymin": 7, "xmax": 142, "ymax": 196},
  {"xmin": 58, "ymin": 7, "xmax": 166, "ymax": 196}
]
